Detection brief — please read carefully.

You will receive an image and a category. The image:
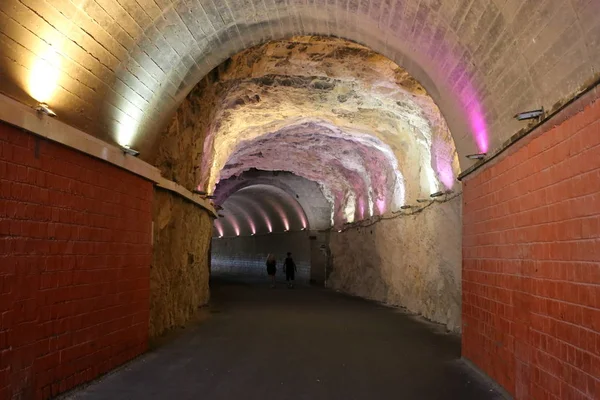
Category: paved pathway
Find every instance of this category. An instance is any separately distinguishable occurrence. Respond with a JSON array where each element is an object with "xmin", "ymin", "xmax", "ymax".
[{"xmin": 66, "ymin": 278, "xmax": 504, "ymax": 400}]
